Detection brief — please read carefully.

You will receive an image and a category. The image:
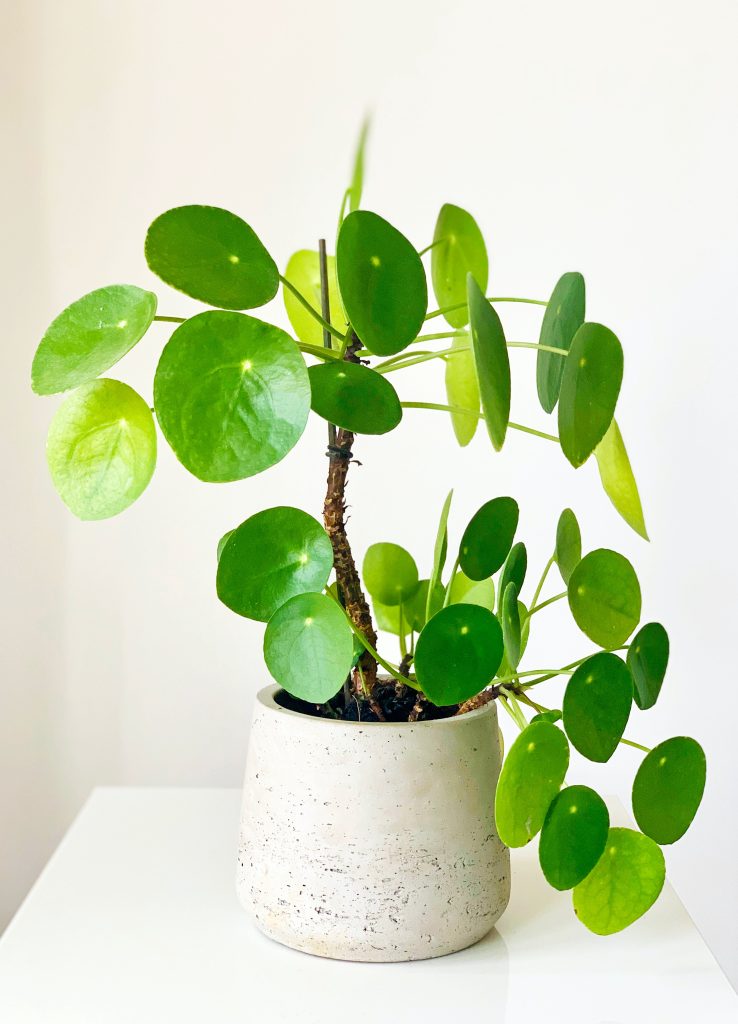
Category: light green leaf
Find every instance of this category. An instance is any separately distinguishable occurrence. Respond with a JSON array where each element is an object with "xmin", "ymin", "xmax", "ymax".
[
  {"xmin": 595, "ymin": 419, "xmax": 648, "ymax": 540},
  {"xmin": 431, "ymin": 204, "xmax": 488, "ymax": 329},
  {"xmin": 536, "ymin": 272, "xmax": 585, "ymax": 413},
  {"xmin": 558, "ymin": 322, "xmax": 623, "ymax": 468},
  {"xmin": 153, "ymin": 311, "xmax": 310, "ymax": 482},
  {"xmin": 444, "ymin": 336, "xmax": 479, "ymax": 446},
  {"xmin": 216, "ymin": 506, "xmax": 333, "ymax": 622},
  {"xmin": 539, "ymin": 785, "xmax": 610, "ymax": 890},
  {"xmin": 562, "ymin": 652, "xmax": 633, "ymax": 762},
  {"xmin": 568, "ymin": 548, "xmax": 641, "ymax": 648},
  {"xmin": 448, "ymin": 571, "xmax": 496, "ymax": 611},
  {"xmin": 308, "ymin": 362, "xmax": 401, "ymax": 435},
  {"xmin": 467, "ymin": 275, "xmax": 510, "ymax": 451},
  {"xmin": 46, "ymin": 379, "xmax": 156, "ymax": 520},
  {"xmin": 406, "ymin": 579, "xmax": 445, "ymax": 633},
  {"xmin": 495, "ymin": 721, "xmax": 570, "ymax": 847},
  {"xmin": 573, "ymin": 828, "xmax": 665, "ymax": 934},
  {"xmin": 414, "ymin": 604, "xmax": 503, "ymax": 706},
  {"xmin": 283, "ymin": 250, "xmax": 344, "ymax": 346},
  {"xmin": 32, "ymin": 285, "xmax": 157, "ymax": 395},
  {"xmin": 348, "ymin": 118, "xmax": 370, "ymax": 214},
  {"xmin": 459, "ymin": 496, "xmax": 519, "ymax": 581},
  {"xmin": 628, "ymin": 622, "xmax": 669, "ymax": 710},
  {"xmin": 427, "ymin": 489, "xmax": 453, "ymax": 620},
  {"xmin": 336, "ymin": 210, "xmax": 427, "ymax": 356},
  {"xmin": 264, "ymin": 592, "xmax": 353, "ymax": 704},
  {"xmin": 555, "ymin": 508, "xmax": 582, "ymax": 585},
  {"xmin": 632, "ymin": 737, "xmax": 706, "ymax": 845},
  {"xmin": 363, "ymin": 543, "xmax": 419, "ymax": 606}
]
